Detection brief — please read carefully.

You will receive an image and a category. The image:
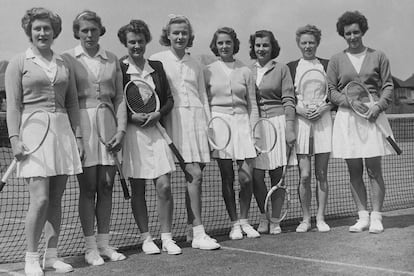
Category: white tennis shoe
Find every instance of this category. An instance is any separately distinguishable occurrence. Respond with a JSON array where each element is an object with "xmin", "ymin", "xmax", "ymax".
[
  {"xmin": 85, "ymin": 249, "xmax": 104, "ymax": 266},
  {"xmin": 25, "ymin": 260, "xmax": 44, "ymax": 276},
  {"xmin": 369, "ymin": 211, "xmax": 384, "ymax": 234},
  {"xmin": 269, "ymin": 223, "xmax": 282, "ymax": 235},
  {"xmin": 229, "ymin": 223, "xmax": 243, "ymax": 240},
  {"xmin": 257, "ymin": 218, "xmax": 269, "ymax": 234},
  {"xmin": 240, "ymin": 223, "xmax": 261, "ymax": 238},
  {"xmin": 162, "ymin": 239, "xmax": 182, "ymax": 255},
  {"xmin": 316, "ymin": 221, "xmax": 331, "ymax": 232},
  {"xmin": 192, "ymin": 235, "xmax": 221, "ymax": 250},
  {"xmin": 98, "ymin": 246, "xmax": 126, "ymax": 261},
  {"xmin": 42, "ymin": 258, "xmax": 74, "ymax": 273},
  {"xmin": 142, "ymin": 238, "xmax": 161, "ymax": 255}
]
